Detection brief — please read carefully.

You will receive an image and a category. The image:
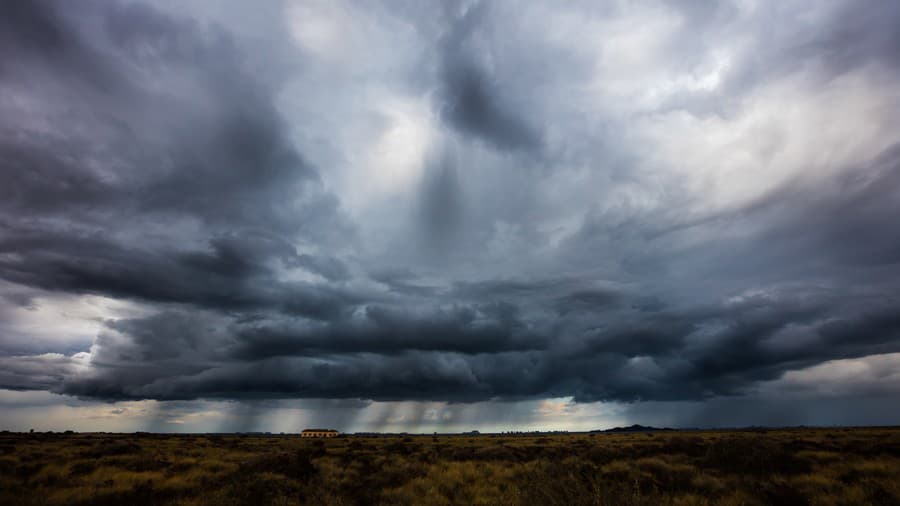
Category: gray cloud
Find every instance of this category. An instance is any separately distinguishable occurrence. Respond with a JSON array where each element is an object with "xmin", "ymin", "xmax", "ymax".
[
  {"xmin": 2, "ymin": 0, "xmax": 900, "ymax": 429},
  {"xmin": 437, "ymin": 2, "xmax": 541, "ymax": 151},
  {"xmin": 0, "ymin": 353, "xmax": 87, "ymax": 392}
]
